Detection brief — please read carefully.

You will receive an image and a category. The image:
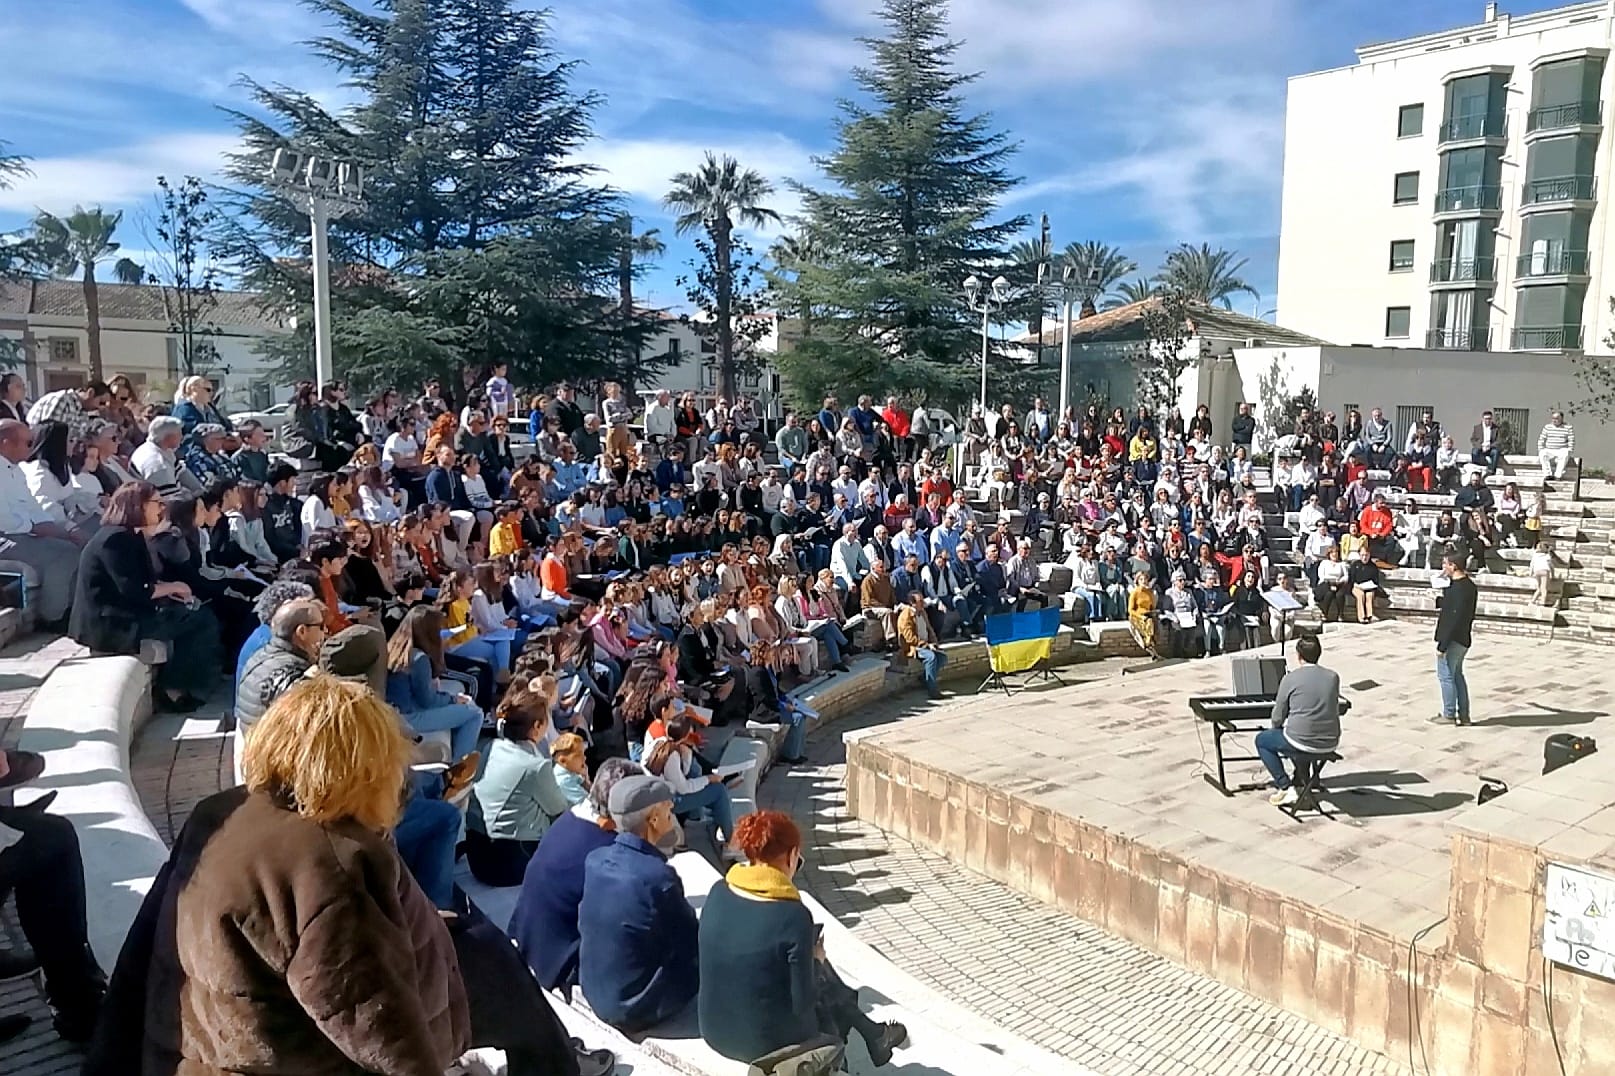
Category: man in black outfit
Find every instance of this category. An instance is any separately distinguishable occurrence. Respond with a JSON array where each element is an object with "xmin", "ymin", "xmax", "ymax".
[
  {"xmin": 1433, "ymin": 551, "xmax": 1479, "ymax": 726},
  {"xmin": 1229, "ymin": 402, "xmax": 1256, "ymax": 453}
]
